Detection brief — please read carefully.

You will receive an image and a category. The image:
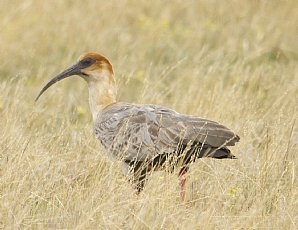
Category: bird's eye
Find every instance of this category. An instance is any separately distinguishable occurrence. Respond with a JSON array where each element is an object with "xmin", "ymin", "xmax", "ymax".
[{"xmin": 80, "ymin": 57, "xmax": 95, "ymax": 67}]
